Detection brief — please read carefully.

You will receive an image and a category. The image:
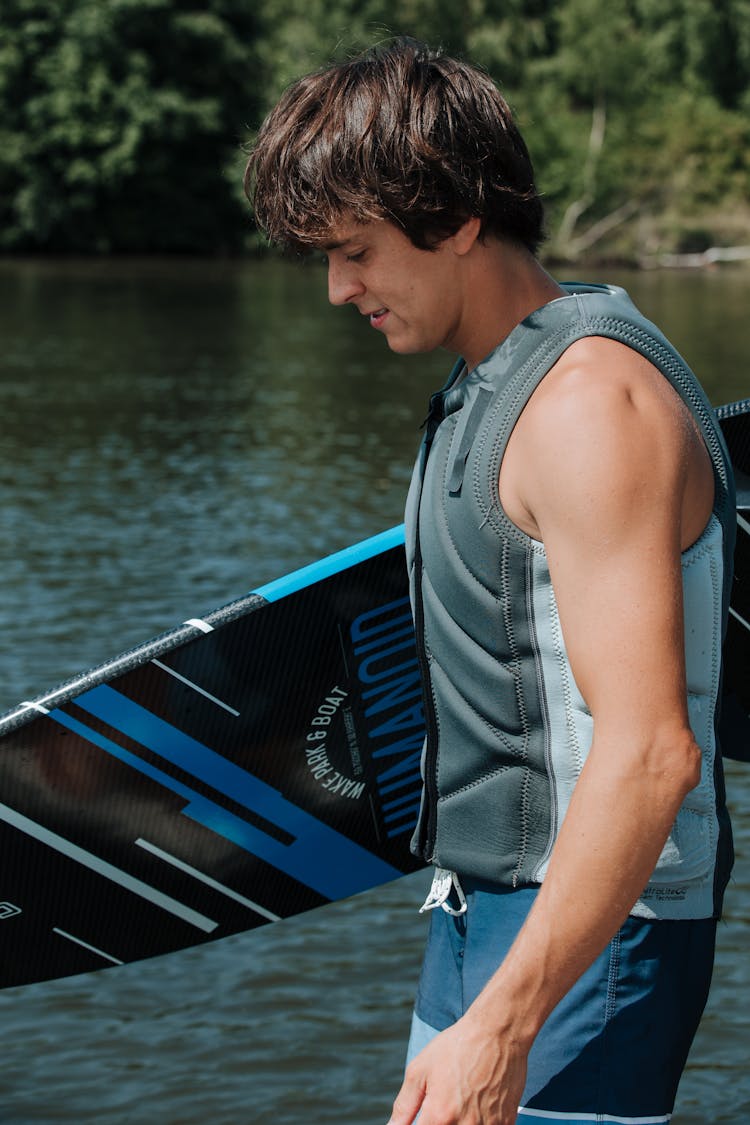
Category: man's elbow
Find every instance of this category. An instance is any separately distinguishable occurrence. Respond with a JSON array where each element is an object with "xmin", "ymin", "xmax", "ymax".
[{"xmin": 649, "ymin": 726, "xmax": 703, "ymax": 801}]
